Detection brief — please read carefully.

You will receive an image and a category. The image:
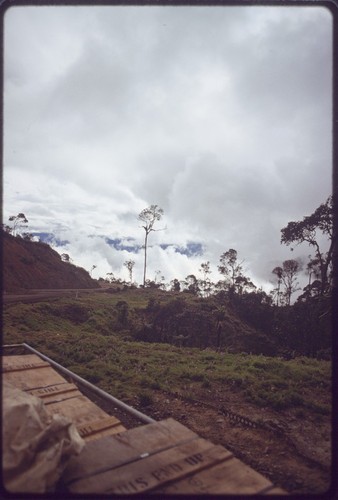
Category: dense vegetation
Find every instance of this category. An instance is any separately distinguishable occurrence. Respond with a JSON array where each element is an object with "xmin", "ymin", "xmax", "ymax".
[{"xmin": 4, "ymin": 286, "xmax": 332, "ymax": 358}]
